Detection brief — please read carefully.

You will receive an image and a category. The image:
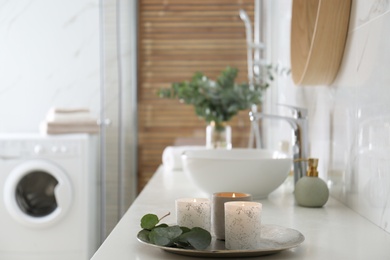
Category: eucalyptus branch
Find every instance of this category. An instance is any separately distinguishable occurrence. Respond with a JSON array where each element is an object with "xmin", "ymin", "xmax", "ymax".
[
  {"xmin": 159, "ymin": 212, "xmax": 170, "ymax": 222},
  {"xmin": 157, "ymin": 66, "xmax": 276, "ymax": 125}
]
